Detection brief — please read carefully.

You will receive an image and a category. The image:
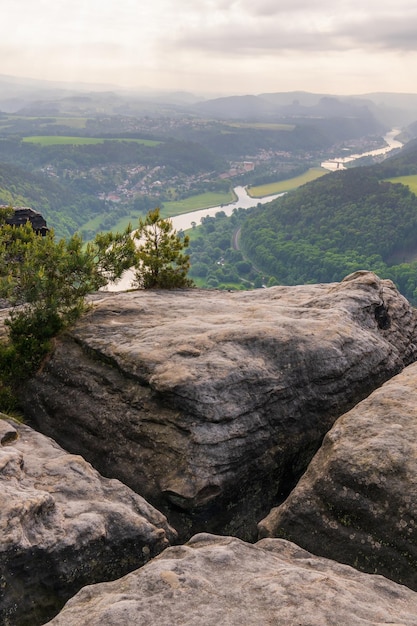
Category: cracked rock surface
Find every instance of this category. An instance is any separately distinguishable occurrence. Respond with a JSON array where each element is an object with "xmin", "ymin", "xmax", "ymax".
[
  {"xmin": 0, "ymin": 418, "xmax": 176, "ymax": 626},
  {"xmin": 259, "ymin": 361, "xmax": 417, "ymax": 591},
  {"xmin": 47, "ymin": 533, "xmax": 417, "ymax": 626},
  {"xmin": 21, "ymin": 272, "xmax": 417, "ymax": 539}
]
